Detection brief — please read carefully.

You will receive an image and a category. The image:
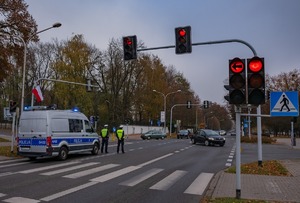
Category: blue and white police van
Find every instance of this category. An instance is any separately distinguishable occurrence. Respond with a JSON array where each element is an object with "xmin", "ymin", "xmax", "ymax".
[{"xmin": 17, "ymin": 106, "xmax": 100, "ymax": 160}]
